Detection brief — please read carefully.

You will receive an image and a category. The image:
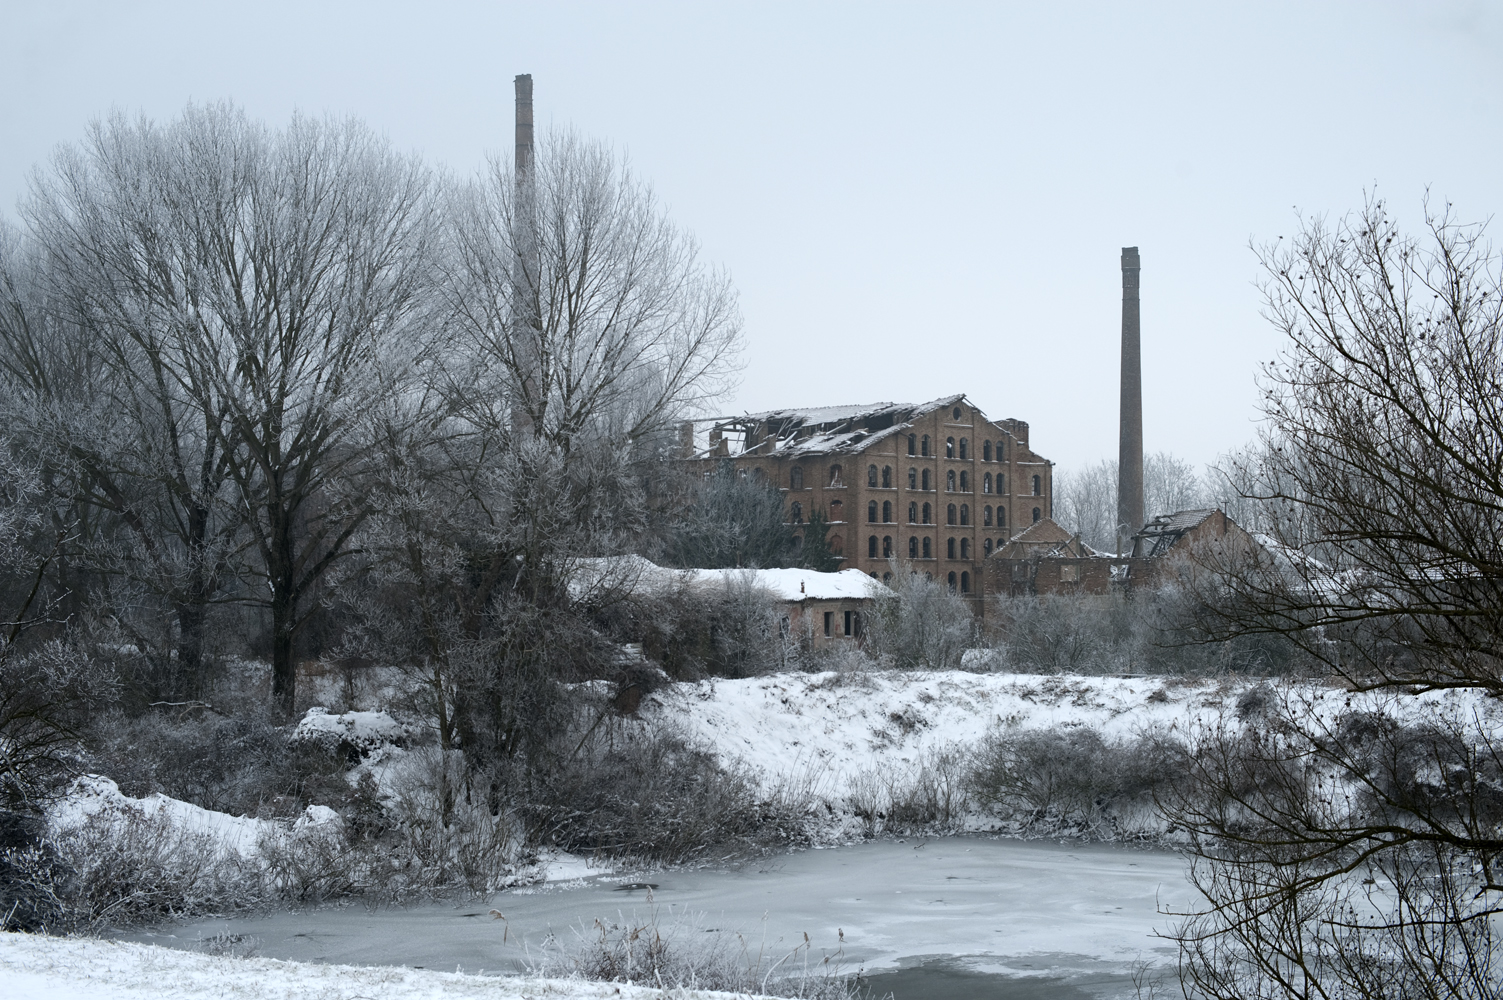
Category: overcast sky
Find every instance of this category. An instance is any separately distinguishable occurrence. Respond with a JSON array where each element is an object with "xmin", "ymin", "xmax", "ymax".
[{"xmin": 4, "ymin": 1, "xmax": 1501, "ymax": 473}]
